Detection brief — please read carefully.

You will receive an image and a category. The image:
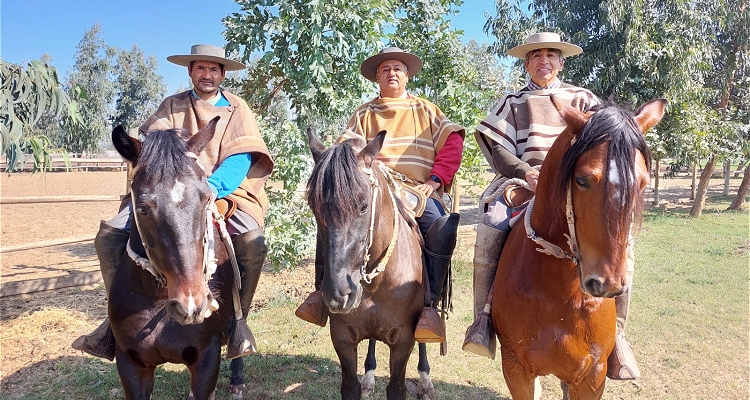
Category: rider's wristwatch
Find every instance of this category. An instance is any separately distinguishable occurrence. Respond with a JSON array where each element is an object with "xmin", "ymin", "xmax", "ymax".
[{"xmin": 429, "ymin": 175, "xmax": 442, "ymax": 184}]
